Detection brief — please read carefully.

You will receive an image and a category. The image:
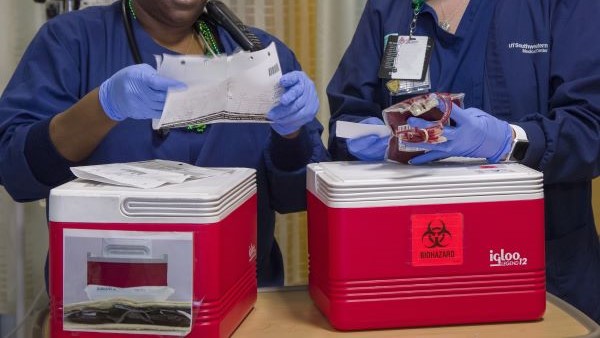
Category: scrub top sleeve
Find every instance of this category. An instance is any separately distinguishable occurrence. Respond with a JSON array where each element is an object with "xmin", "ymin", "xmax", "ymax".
[
  {"xmin": 520, "ymin": 1, "xmax": 600, "ymax": 183},
  {"xmin": 512, "ymin": 121, "xmax": 544, "ymax": 171},
  {"xmin": 0, "ymin": 123, "xmax": 58, "ymax": 202},
  {"xmin": 0, "ymin": 20, "xmax": 82, "ymax": 201},
  {"xmin": 326, "ymin": 0, "xmax": 387, "ymax": 160},
  {"xmin": 266, "ymin": 30, "xmax": 331, "ymax": 170},
  {"xmin": 260, "ymin": 31, "xmax": 318, "ymax": 172},
  {"xmin": 25, "ymin": 119, "xmax": 76, "ymax": 187},
  {"xmin": 268, "ymin": 126, "xmax": 313, "ymax": 172},
  {"xmin": 264, "ymin": 119, "xmax": 329, "ymax": 214},
  {"xmin": 240, "ymin": 29, "xmax": 330, "ymax": 213}
]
